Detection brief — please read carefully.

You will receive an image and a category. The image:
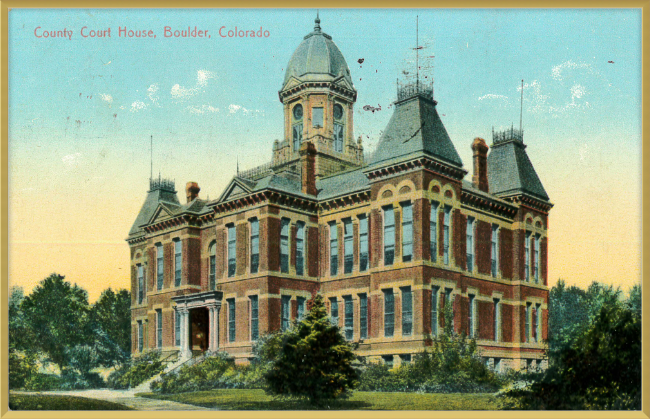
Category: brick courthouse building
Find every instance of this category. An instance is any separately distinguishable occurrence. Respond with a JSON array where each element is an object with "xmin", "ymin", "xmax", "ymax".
[{"xmin": 128, "ymin": 16, "xmax": 552, "ymax": 371}]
